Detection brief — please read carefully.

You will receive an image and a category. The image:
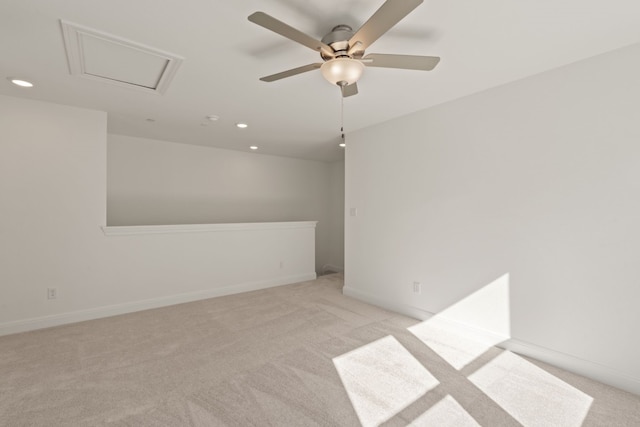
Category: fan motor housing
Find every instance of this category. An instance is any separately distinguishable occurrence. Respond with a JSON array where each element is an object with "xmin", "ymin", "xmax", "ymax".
[{"xmin": 321, "ymin": 25, "xmax": 361, "ymax": 60}]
